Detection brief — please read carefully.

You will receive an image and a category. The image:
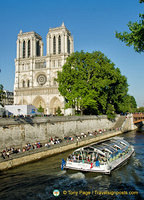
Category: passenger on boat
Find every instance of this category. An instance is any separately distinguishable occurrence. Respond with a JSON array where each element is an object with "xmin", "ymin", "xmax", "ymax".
[
  {"xmin": 90, "ymin": 163, "xmax": 93, "ymax": 168},
  {"xmin": 73, "ymin": 155, "xmax": 76, "ymax": 161},
  {"xmin": 94, "ymin": 157, "xmax": 96, "ymax": 162},
  {"xmin": 78, "ymin": 154, "xmax": 82, "ymax": 160},
  {"xmin": 67, "ymin": 154, "xmax": 72, "ymax": 162},
  {"xmin": 95, "ymin": 155, "xmax": 100, "ymax": 166},
  {"xmin": 87, "ymin": 157, "xmax": 90, "ymax": 162}
]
